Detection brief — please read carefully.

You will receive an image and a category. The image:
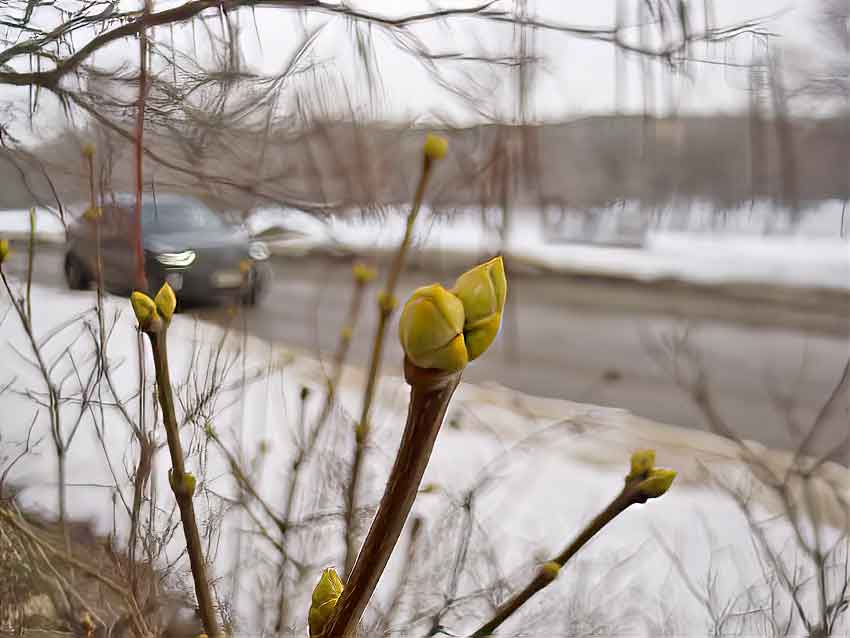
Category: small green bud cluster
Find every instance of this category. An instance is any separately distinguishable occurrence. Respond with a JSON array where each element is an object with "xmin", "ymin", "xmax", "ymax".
[
  {"xmin": 398, "ymin": 256, "xmax": 507, "ymax": 372},
  {"xmin": 626, "ymin": 449, "xmax": 676, "ymax": 501}
]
